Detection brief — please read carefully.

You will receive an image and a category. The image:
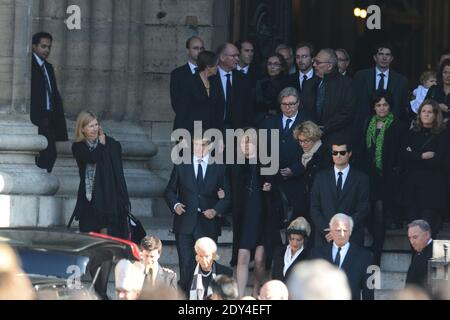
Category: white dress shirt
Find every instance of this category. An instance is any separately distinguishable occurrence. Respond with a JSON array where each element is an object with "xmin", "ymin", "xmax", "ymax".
[
  {"xmin": 332, "ymin": 242, "xmax": 350, "ymax": 268},
  {"xmin": 237, "ymin": 64, "xmax": 249, "ymax": 74},
  {"xmin": 375, "ymin": 68, "xmax": 390, "ymax": 90},
  {"xmin": 282, "ymin": 113, "xmax": 298, "ymax": 130},
  {"xmin": 218, "ymin": 67, "xmax": 233, "ymax": 100},
  {"xmin": 33, "ymin": 52, "xmax": 53, "ymax": 111},
  {"xmin": 334, "ymin": 165, "xmax": 350, "ymax": 189},
  {"xmin": 299, "ymin": 69, "xmax": 314, "ymax": 88},
  {"xmin": 188, "ymin": 61, "xmax": 197, "ymax": 75},
  {"xmin": 193, "ymin": 154, "xmax": 209, "ymax": 179}
]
